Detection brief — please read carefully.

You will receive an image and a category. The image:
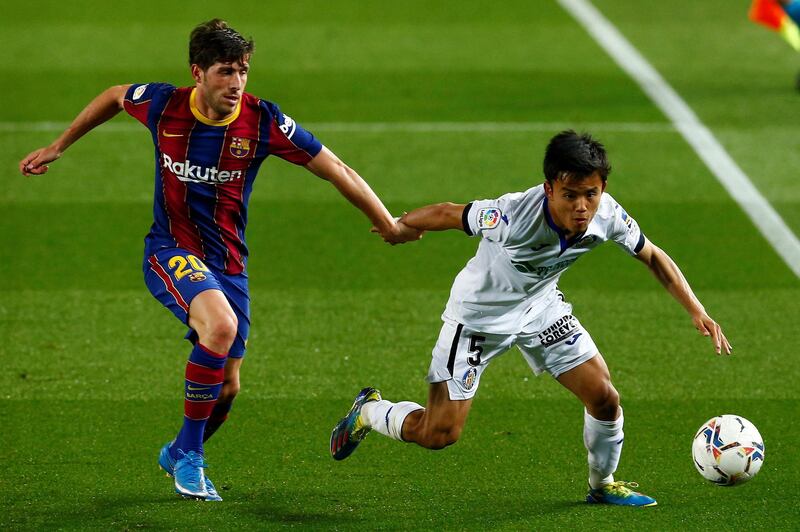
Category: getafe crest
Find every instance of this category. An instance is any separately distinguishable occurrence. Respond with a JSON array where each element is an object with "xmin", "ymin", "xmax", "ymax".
[
  {"xmin": 462, "ymin": 367, "xmax": 478, "ymax": 390},
  {"xmin": 229, "ymin": 137, "xmax": 251, "ymax": 158}
]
